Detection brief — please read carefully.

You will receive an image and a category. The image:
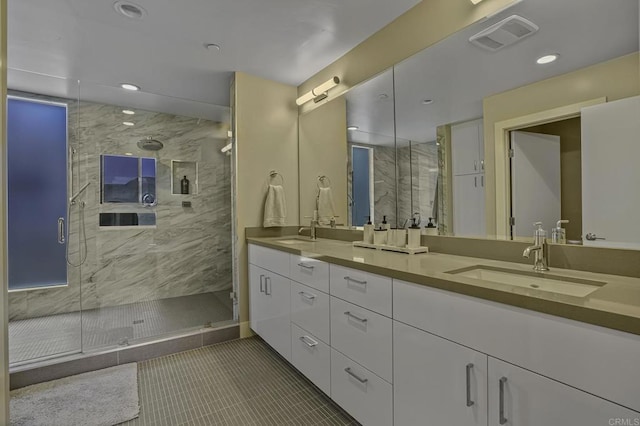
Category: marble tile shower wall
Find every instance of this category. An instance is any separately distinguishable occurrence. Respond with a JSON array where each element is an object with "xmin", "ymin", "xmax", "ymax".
[{"xmin": 9, "ymin": 96, "xmax": 232, "ymax": 321}]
